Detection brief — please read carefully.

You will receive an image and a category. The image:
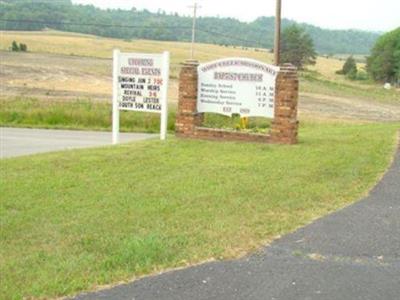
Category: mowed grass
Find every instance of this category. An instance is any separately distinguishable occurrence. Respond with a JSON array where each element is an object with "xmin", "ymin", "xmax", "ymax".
[{"xmin": 1, "ymin": 122, "xmax": 399, "ymax": 299}]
